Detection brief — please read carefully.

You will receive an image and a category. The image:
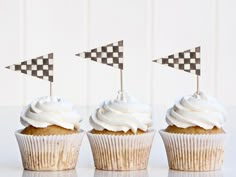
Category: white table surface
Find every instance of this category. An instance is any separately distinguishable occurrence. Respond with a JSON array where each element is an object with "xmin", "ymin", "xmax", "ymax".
[
  {"xmin": 0, "ymin": 167, "xmax": 234, "ymax": 177},
  {"xmin": 0, "ymin": 106, "xmax": 235, "ymax": 177}
]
